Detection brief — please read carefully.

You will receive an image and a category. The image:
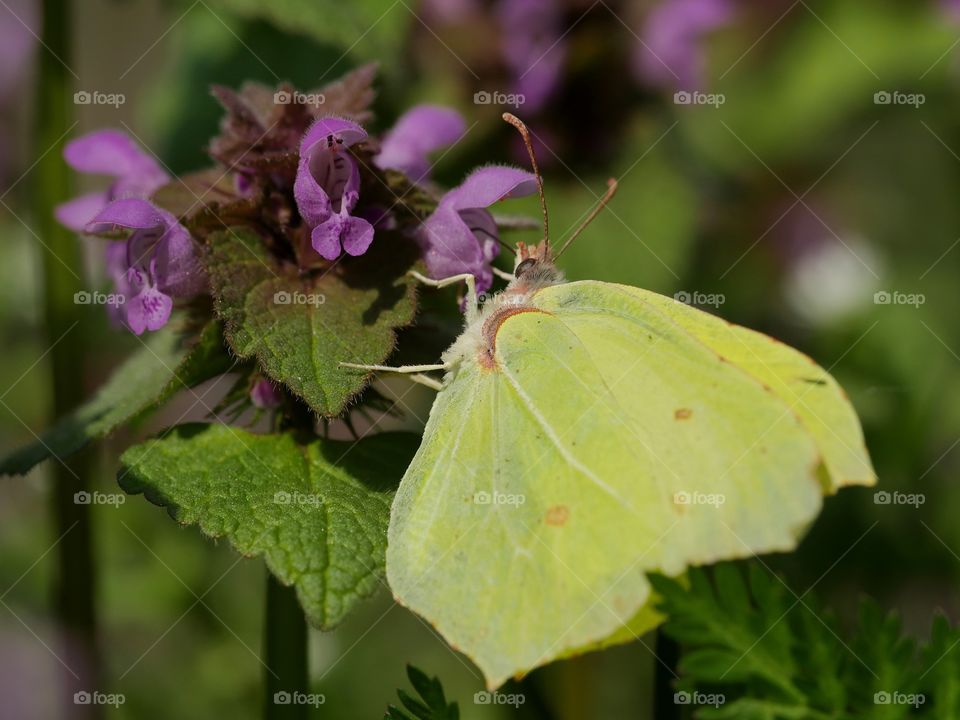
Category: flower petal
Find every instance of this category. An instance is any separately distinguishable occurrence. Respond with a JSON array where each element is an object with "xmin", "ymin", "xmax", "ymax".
[
  {"xmin": 54, "ymin": 191, "xmax": 109, "ymax": 232},
  {"xmin": 250, "ymin": 379, "xmax": 283, "ymax": 409},
  {"xmin": 154, "ymin": 224, "xmax": 206, "ymax": 297},
  {"xmin": 301, "ymin": 117, "xmax": 368, "ymax": 153},
  {"xmin": 311, "ymin": 216, "xmax": 345, "ymax": 260},
  {"xmin": 341, "ymin": 215, "xmax": 375, "ymax": 257},
  {"xmin": 445, "ymin": 165, "xmax": 538, "ymax": 212},
  {"xmin": 63, "ymin": 129, "xmax": 168, "ymax": 188},
  {"xmin": 125, "ymin": 284, "xmax": 173, "ymax": 335},
  {"xmin": 295, "ymin": 148, "xmax": 360, "ymax": 224},
  {"xmin": 418, "ymin": 205, "xmax": 493, "ymax": 293},
  {"xmin": 85, "ymin": 197, "xmax": 166, "ymax": 235},
  {"xmin": 634, "ymin": 0, "xmax": 734, "ymax": 89},
  {"xmin": 375, "ymin": 105, "xmax": 466, "ymax": 182}
]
